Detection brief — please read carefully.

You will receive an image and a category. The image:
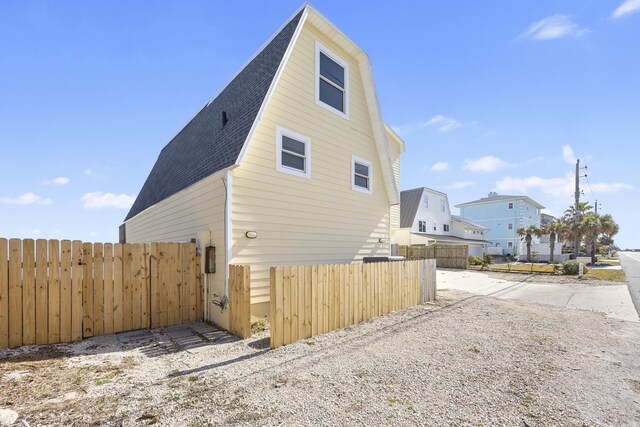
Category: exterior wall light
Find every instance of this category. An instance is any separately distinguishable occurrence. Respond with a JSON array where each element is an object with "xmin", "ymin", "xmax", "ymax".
[
  {"xmin": 379, "ymin": 238, "xmax": 388, "ymax": 244},
  {"xmin": 246, "ymin": 231, "xmax": 258, "ymax": 239}
]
